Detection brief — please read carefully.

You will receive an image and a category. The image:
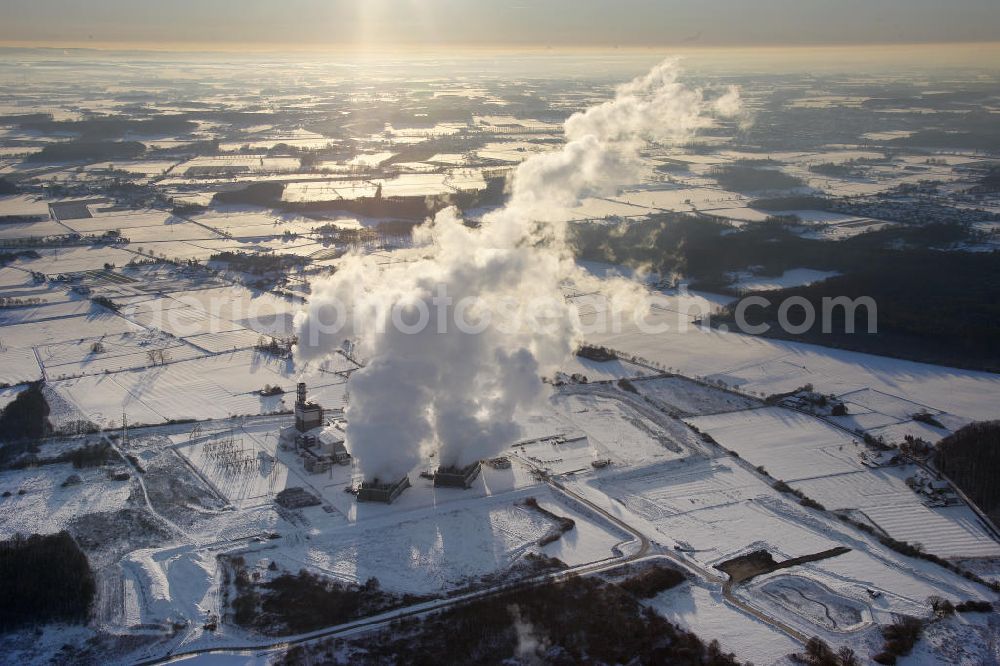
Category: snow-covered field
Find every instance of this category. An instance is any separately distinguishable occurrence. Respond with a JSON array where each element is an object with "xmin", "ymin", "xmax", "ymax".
[
  {"xmin": 757, "ymin": 575, "xmax": 870, "ymax": 632},
  {"xmin": 556, "ymin": 355, "xmax": 651, "ymax": 381},
  {"xmin": 0, "ymin": 463, "xmax": 132, "ymax": 539},
  {"xmin": 581, "ymin": 300, "xmax": 1000, "ymax": 423},
  {"xmin": 570, "ymin": 443, "xmax": 996, "ymax": 663},
  {"xmin": 21, "ymin": 246, "xmax": 138, "ymax": 275},
  {"xmin": 0, "ymin": 346, "xmax": 42, "ymax": 384},
  {"xmin": 0, "ymin": 308, "xmax": 143, "ymax": 350},
  {"xmin": 792, "ymin": 468, "xmax": 1000, "ymax": 559},
  {"xmin": 127, "ymin": 285, "xmax": 303, "ymax": 338},
  {"xmin": 686, "ymin": 407, "xmax": 862, "ymax": 481},
  {"xmin": 632, "ymin": 375, "xmax": 759, "ymax": 416},
  {"xmin": 592, "ymin": 457, "xmax": 842, "ymax": 565},
  {"xmin": 0, "ymin": 193, "xmax": 51, "ymax": 217},
  {"xmin": 649, "ymin": 582, "xmax": 801, "ymax": 665},
  {"xmin": 36, "ymin": 330, "xmax": 203, "ymax": 377},
  {"xmin": 549, "ymin": 392, "xmax": 696, "ymax": 467},
  {"xmin": 683, "ymin": 407, "xmax": 1000, "ymax": 559},
  {"xmin": 269, "ymin": 488, "xmax": 623, "ymax": 595},
  {"xmin": 730, "ymin": 268, "xmax": 840, "ymax": 293},
  {"xmin": 48, "ymin": 350, "xmax": 347, "ymax": 426}
]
